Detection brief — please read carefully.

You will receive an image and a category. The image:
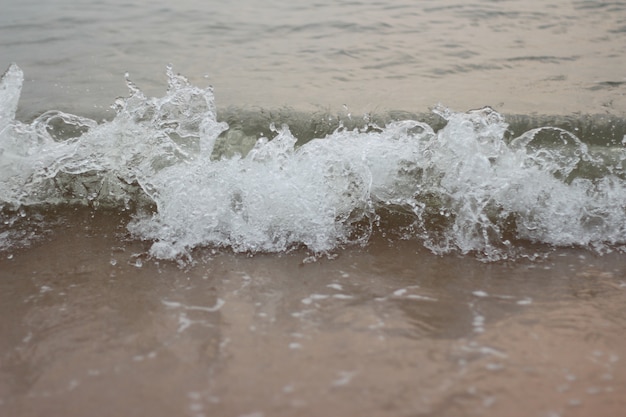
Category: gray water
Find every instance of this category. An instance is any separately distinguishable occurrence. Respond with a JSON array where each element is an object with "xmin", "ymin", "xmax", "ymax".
[{"xmin": 2, "ymin": 0, "xmax": 626, "ymax": 118}]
